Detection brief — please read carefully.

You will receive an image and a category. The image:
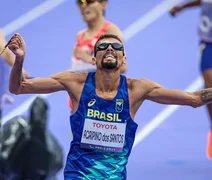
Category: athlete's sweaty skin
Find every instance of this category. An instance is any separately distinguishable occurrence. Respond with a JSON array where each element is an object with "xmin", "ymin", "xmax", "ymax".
[
  {"xmin": 8, "ymin": 33, "xmax": 212, "ymax": 179},
  {"xmin": 9, "ymin": 34, "xmax": 209, "ymax": 117}
]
